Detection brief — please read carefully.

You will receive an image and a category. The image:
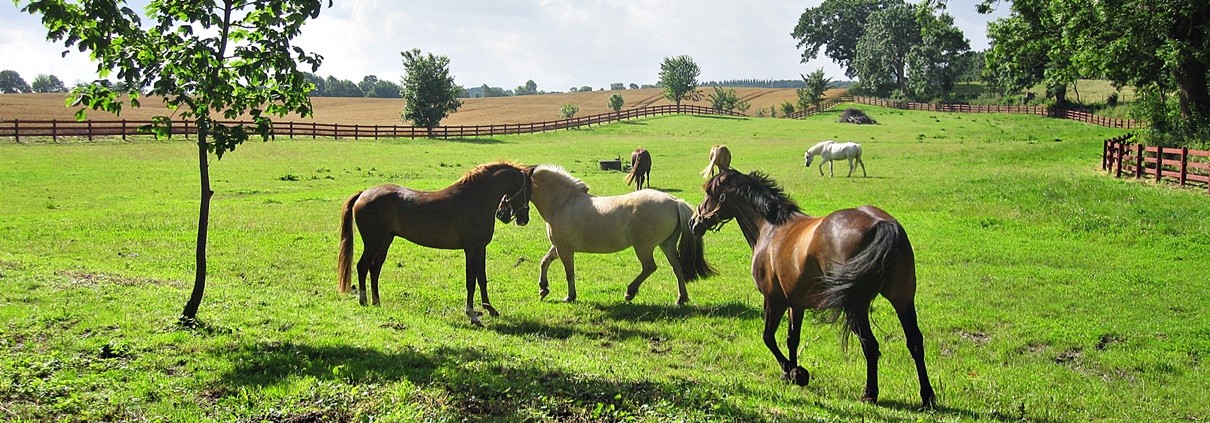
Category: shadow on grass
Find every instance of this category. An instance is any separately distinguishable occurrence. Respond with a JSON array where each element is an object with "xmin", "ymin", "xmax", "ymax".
[
  {"xmin": 592, "ymin": 300, "xmax": 759, "ymax": 322},
  {"xmin": 489, "ymin": 315, "xmax": 662, "ymax": 342},
  {"xmin": 435, "ymin": 137, "xmax": 508, "ymax": 144},
  {"xmin": 214, "ymin": 342, "xmax": 768, "ymax": 421}
]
